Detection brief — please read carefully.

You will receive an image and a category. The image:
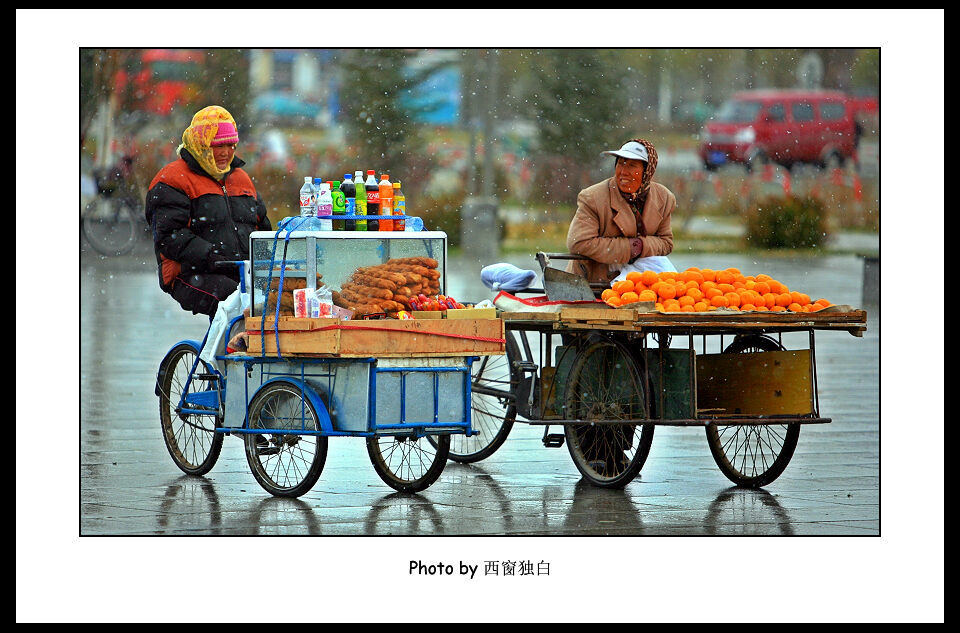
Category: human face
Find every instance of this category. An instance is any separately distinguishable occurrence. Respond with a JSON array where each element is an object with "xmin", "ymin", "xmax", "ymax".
[
  {"xmin": 614, "ymin": 157, "xmax": 646, "ymax": 194},
  {"xmin": 212, "ymin": 143, "xmax": 237, "ymax": 170}
]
